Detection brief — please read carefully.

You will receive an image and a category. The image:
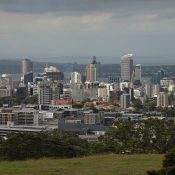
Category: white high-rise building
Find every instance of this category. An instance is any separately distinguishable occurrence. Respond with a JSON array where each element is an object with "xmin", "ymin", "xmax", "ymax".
[
  {"xmin": 121, "ymin": 54, "xmax": 133, "ymax": 82},
  {"xmin": 152, "ymin": 84, "xmax": 160, "ymax": 96},
  {"xmin": 70, "ymin": 72, "xmax": 81, "ymax": 84},
  {"xmin": 135, "ymin": 64, "xmax": 142, "ymax": 82}
]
